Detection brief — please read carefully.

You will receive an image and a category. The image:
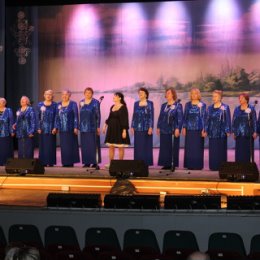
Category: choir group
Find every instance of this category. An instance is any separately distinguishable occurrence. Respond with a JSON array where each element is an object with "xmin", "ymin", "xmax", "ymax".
[{"xmin": 0, "ymin": 87, "xmax": 259, "ymax": 171}]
